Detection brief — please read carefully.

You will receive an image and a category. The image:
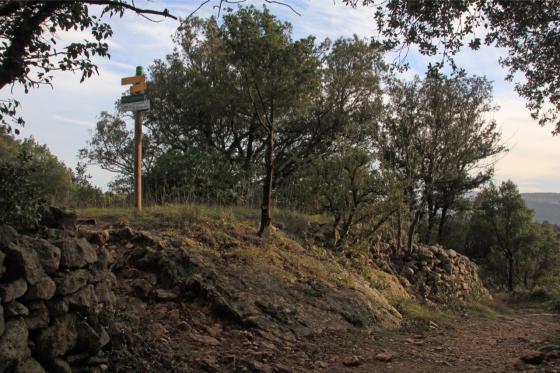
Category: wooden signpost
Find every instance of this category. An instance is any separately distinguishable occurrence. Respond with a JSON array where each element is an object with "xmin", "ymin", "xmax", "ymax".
[{"xmin": 120, "ymin": 66, "xmax": 150, "ymax": 211}]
